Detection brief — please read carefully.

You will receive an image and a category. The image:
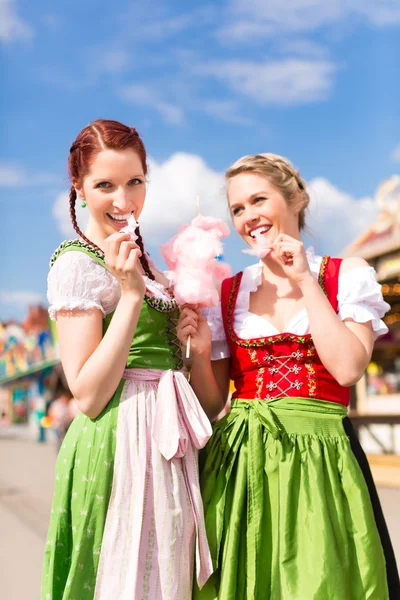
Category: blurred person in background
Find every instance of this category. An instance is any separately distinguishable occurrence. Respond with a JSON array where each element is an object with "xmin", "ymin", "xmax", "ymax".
[{"xmin": 47, "ymin": 387, "xmax": 76, "ymax": 451}]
